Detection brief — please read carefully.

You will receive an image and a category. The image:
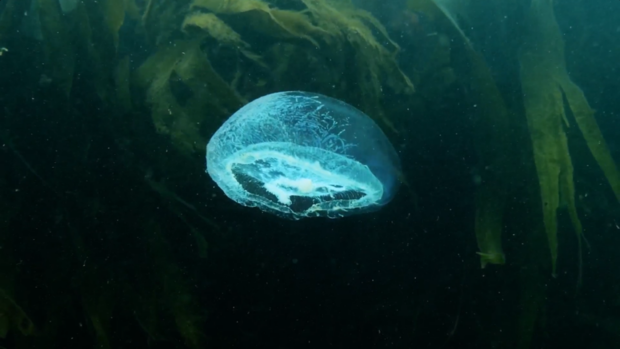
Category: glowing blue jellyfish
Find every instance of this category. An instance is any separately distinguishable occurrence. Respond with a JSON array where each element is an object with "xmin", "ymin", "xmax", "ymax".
[{"xmin": 206, "ymin": 91, "xmax": 401, "ymax": 219}]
